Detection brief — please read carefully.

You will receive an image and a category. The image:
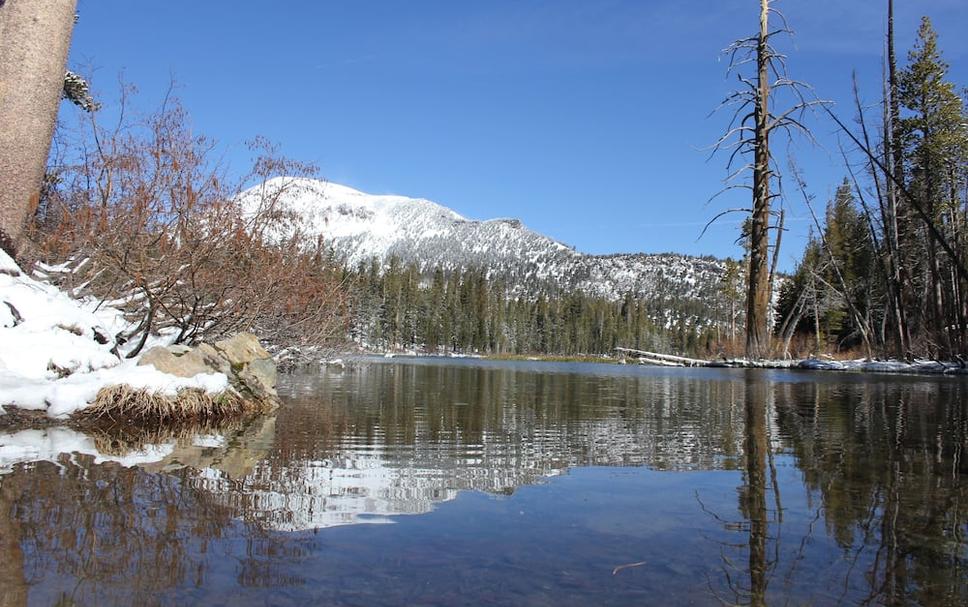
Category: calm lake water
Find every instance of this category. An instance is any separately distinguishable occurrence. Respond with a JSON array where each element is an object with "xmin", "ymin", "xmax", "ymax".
[{"xmin": 1, "ymin": 358, "xmax": 967, "ymax": 606}]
